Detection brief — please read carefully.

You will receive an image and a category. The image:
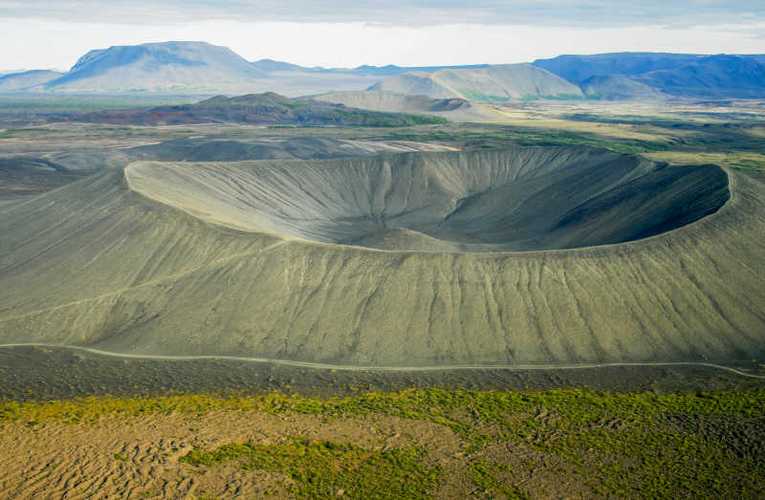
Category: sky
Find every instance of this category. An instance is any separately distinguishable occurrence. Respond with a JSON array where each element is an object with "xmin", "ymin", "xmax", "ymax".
[{"xmin": 1, "ymin": 1, "xmax": 764, "ymax": 70}]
